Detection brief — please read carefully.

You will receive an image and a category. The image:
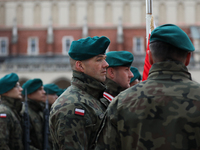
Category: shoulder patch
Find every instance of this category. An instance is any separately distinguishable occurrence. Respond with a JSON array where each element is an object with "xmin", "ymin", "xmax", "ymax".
[
  {"xmin": 75, "ymin": 108, "xmax": 85, "ymax": 116},
  {"xmin": 0, "ymin": 114, "xmax": 6, "ymax": 118},
  {"xmin": 103, "ymin": 92, "xmax": 114, "ymax": 102}
]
